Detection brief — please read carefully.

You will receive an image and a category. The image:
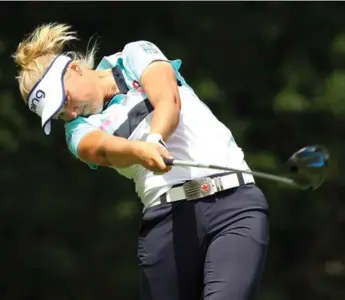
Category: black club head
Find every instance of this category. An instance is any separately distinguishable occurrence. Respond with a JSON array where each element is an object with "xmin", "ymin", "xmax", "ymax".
[{"xmin": 286, "ymin": 145, "xmax": 330, "ymax": 190}]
